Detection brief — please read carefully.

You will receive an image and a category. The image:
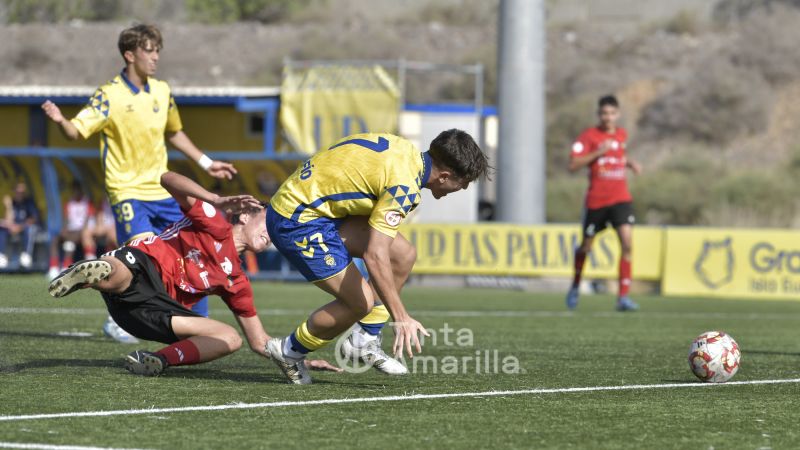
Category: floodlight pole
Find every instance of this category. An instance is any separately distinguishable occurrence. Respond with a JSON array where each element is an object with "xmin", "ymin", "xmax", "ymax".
[{"xmin": 496, "ymin": 0, "xmax": 546, "ymax": 224}]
